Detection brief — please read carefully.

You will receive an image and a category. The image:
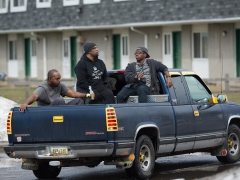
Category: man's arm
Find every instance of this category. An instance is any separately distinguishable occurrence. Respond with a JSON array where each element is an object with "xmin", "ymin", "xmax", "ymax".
[
  {"xmin": 163, "ymin": 71, "xmax": 173, "ymax": 88},
  {"xmin": 154, "ymin": 60, "xmax": 173, "ymax": 88},
  {"xmin": 65, "ymin": 89, "xmax": 94, "ymax": 100},
  {"xmin": 19, "ymin": 93, "xmax": 39, "ymax": 113}
]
